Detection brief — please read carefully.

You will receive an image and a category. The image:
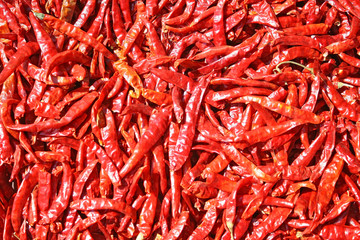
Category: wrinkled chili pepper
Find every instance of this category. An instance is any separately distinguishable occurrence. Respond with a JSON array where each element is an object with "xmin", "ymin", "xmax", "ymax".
[{"xmin": 3, "ymin": 0, "xmax": 360, "ymax": 238}]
